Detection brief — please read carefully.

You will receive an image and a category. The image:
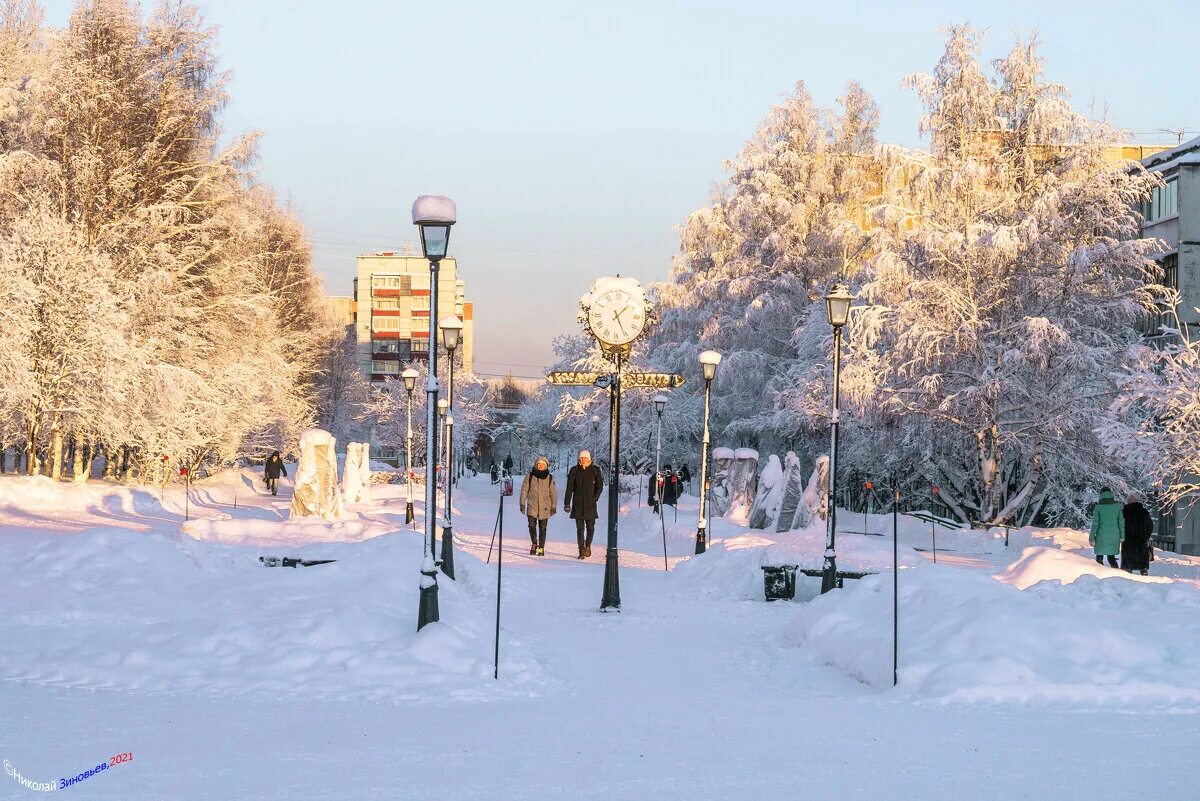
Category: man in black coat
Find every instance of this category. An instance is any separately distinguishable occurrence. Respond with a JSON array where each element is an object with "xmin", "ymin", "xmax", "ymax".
[
  {"xmin": 1121, "ymin": 493, "xmax": 1154, "ymax": 575},
  {"xmin": 264, "ymin": 450, "xmax": 287, "ymax": 496},
  {"xmin": 564, "ymin": 449, "xmax": 603, "ymax": 559},
  {"xmin": 661, "ymin": 464, "xmax": 680, "ymax": 508}
]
